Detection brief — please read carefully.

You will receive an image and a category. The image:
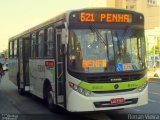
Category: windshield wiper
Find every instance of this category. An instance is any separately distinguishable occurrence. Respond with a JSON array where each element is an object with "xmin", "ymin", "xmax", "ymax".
[
  {"xmin": 89, "ymin": 25, "xmax": 107, "ymax": 46},
  {"xmin": 121, "ymin": 26, "xmax": 131, "ymax": 42},
  {"xmin": 137, "ymin": 38, "xmax": 142, "ymax": 61},
  {"xmin": 116, "ymin": 26, "xmax": 131, "ymax": 55},
  {"xmin": 89, "ymin": 25, "xmax": 109, "ymax": 59}
]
